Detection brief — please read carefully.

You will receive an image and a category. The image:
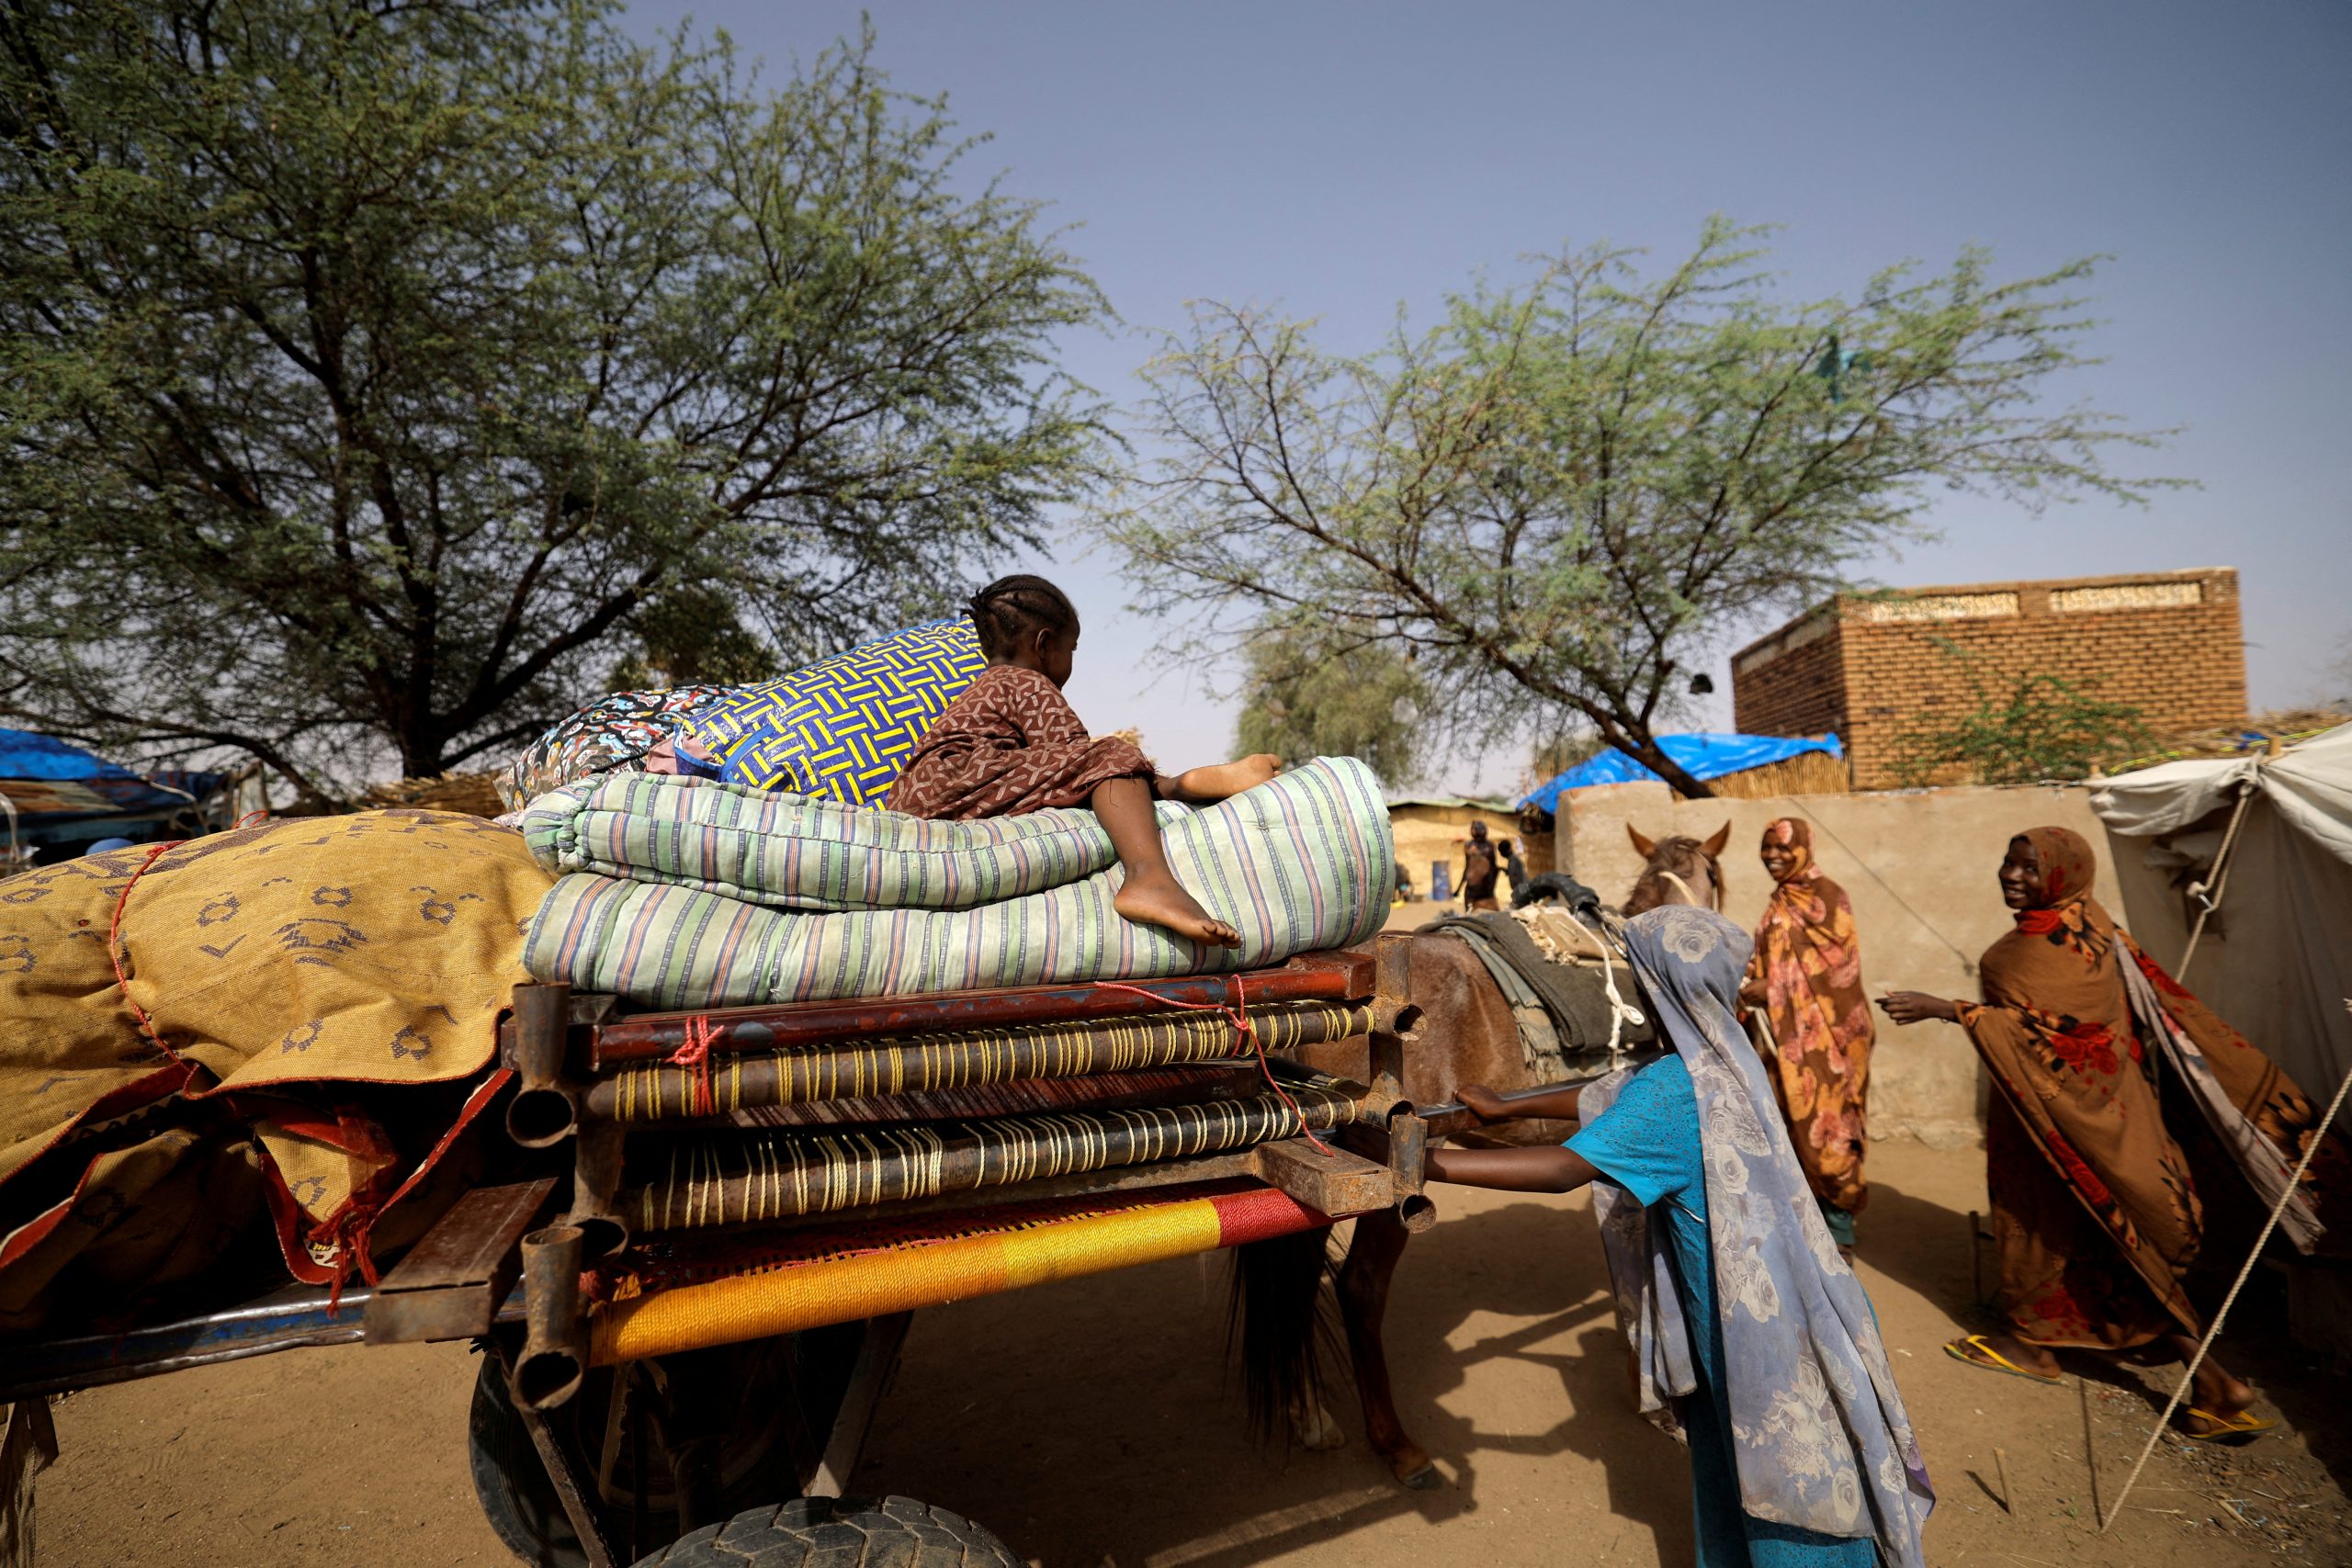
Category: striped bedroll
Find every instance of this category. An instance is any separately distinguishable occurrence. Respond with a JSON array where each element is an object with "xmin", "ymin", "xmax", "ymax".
[
  {"xmin": 524, "ymin": 755, "xmax": 1396, "ymax": 1009},
  {"xmin": 520, "ymin": 771, "xmax": 1146, "ymax": 910}
]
